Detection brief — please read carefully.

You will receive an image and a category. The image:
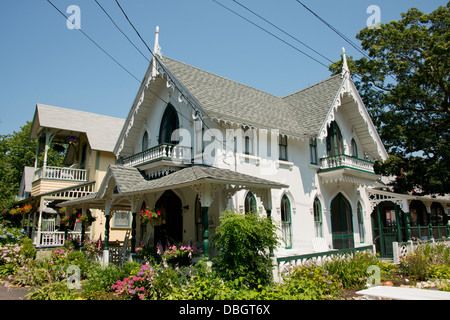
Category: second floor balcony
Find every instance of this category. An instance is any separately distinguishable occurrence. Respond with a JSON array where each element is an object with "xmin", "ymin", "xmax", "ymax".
[
  {"xmin": 122, "ymin": 143, "xmax": 192, "ymax": 168},
  {"xmin": 31, "ymin": 166, "xmax": 88, "ymax": 196},
  {"xmin": 319, "ymin": 154, "xmax": 379, "ymax": 185},
  {"xmin": 34, "ymin": 166, "xmax": 88, "ymax": 182}
]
